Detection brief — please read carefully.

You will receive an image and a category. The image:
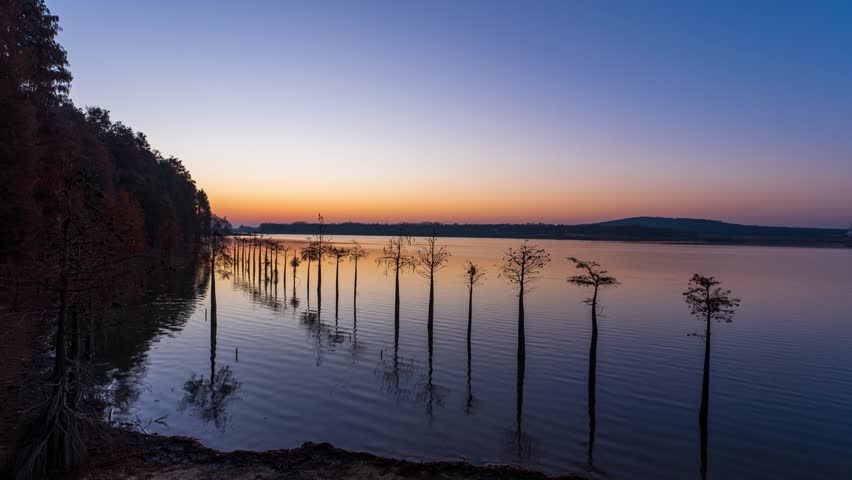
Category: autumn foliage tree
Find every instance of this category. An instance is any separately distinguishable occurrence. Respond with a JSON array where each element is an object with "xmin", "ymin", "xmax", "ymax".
[{"xmin": 0, "ymin": 2, "xmax": 214, "ymax": 478}]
